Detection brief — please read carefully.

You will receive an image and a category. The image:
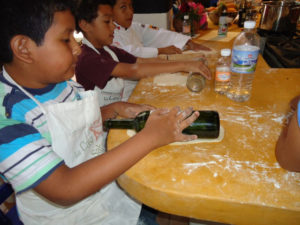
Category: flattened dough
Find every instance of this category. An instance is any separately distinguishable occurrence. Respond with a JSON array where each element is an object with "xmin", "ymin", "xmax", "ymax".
[
  {"xmin": 126, "ymin": 126, "xmax": 224, "ymax": 146},
  {"xmin": 153, "ymin": 73, "xmax": 187, "ymax": 86},
  {"xmin": 182, "ymin": 49, "xmax": 218, "ymax": 57}
]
